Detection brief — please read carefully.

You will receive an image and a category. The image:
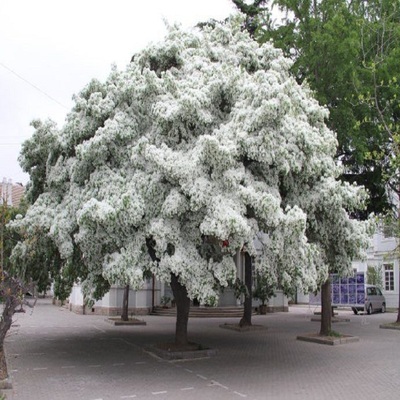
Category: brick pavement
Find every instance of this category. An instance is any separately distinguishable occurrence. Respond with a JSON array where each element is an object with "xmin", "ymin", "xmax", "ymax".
[{"xmin": 2, "ymin": 299, "xmax": 400, "ymax": 400}]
